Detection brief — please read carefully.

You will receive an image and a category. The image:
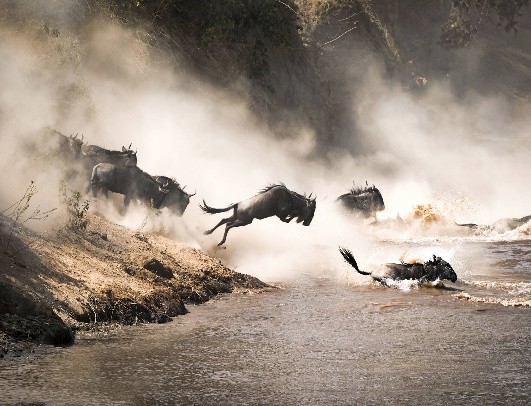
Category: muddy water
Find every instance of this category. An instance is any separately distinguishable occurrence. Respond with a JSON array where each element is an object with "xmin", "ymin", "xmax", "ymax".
[{"xmin": 1, "ymin": 241, "xmax": 530, "ymax": 406}]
